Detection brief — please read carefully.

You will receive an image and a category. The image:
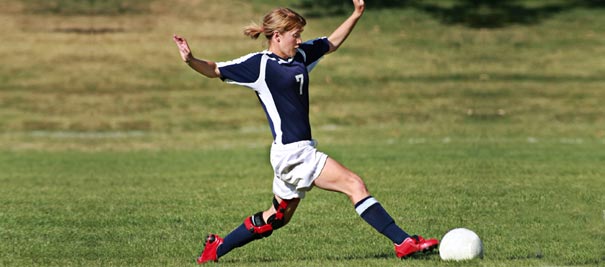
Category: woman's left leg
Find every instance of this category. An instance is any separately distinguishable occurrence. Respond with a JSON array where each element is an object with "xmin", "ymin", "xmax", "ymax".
[
  {"xmin": 312, "ymin": 157, "xmax": 369, "ymax": 204},
  {"xmin": 313, "ymin": 157, "xmax": 438, "ymax": 258},
  {"xmin": 313, "ymin": 157, "xmax": 411, "ymax": 245}
]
